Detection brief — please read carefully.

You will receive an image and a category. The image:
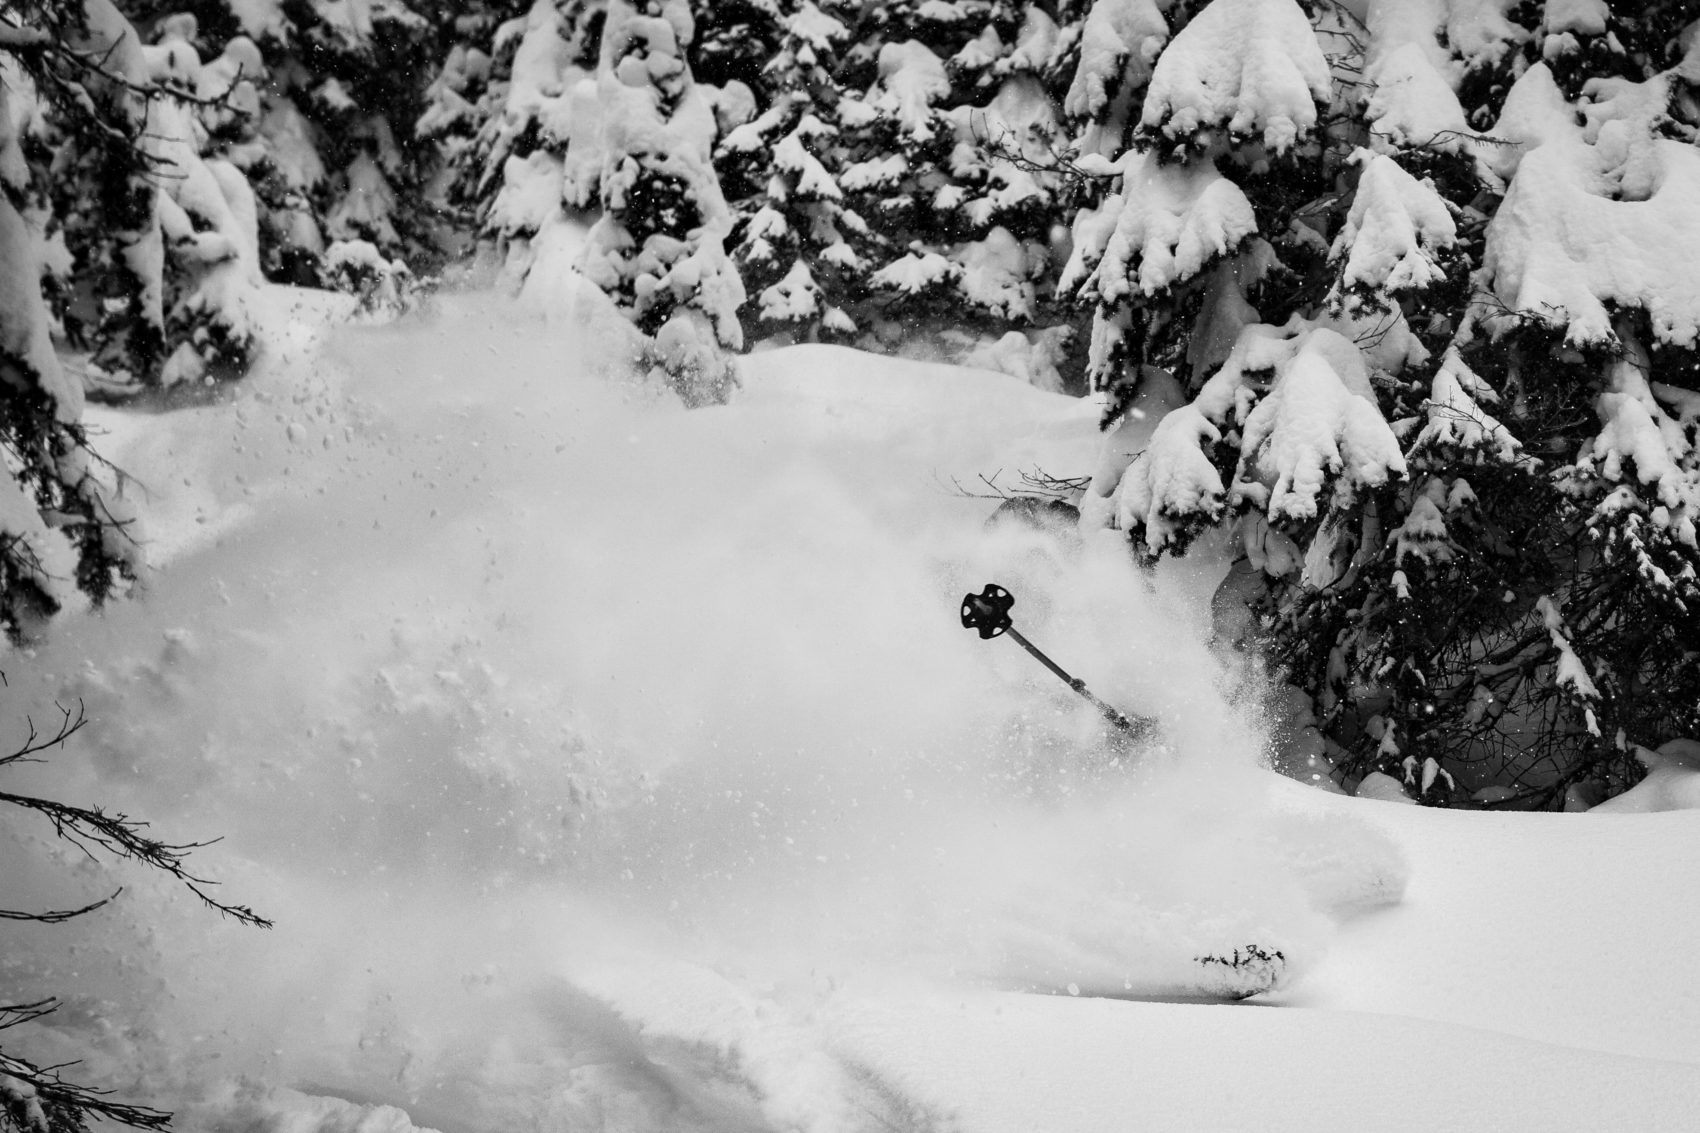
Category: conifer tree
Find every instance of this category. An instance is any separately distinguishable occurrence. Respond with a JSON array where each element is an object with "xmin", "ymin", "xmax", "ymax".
[
  {"xmin": 717, "ymin": 0, "xmax": 871, "ymax": 341},
  {"xmin": 689, "ymin": 0, "xmax": 781, "ymax": 96},
  {"xmin": 1072, "ymin": 0, "xmax": 1700, "ymax": 805},
  {"xmin": 5, "ymin": 1, "xmax": 454, "ymax": 395},
  {"xmin": 0, "ymin": 1, "xmax": 144, "ymax": 632},
  {"xmin": 581, "ymin": 0, "xmax": 746, "ymax": 405},
  {"xmin": 827, "ymin": 3, "xmax": 965, "ymax": 327},
  {"xmin": 816, "ymin": 0, "xmax": 1080, "ymax": 345},
  {"xmin": 120, "ymin": 0, "xmax": 456, "ymax": 283},
  {"xmin": 421, "ymin": 0, "xmax": 606, "ymax": 261},
  {"xmin": 940, "ymin": 4, "xmax": 1073, "ymax": 327}
]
